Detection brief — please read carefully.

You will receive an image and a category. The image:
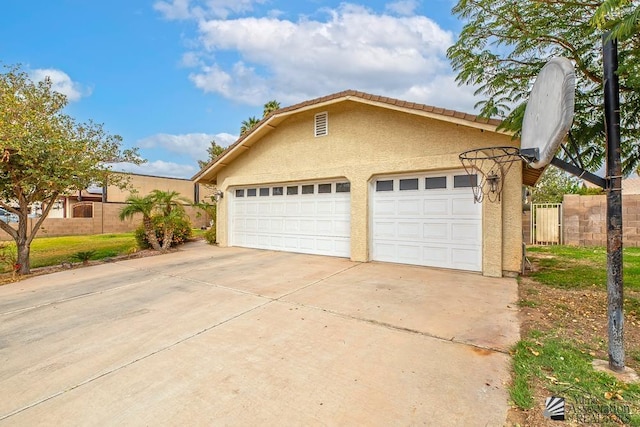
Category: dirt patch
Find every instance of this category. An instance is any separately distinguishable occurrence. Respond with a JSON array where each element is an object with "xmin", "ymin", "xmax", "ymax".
[{"xmin": 506, "ymin": 273, "xmax": 640, "ymax": 426}]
